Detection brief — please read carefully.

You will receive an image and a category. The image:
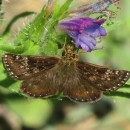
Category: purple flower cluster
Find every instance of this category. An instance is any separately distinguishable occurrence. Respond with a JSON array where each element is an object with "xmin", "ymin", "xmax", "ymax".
[{"xmin": 59, "ymin": 17, "xmax": 107, "ymax": 52}]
